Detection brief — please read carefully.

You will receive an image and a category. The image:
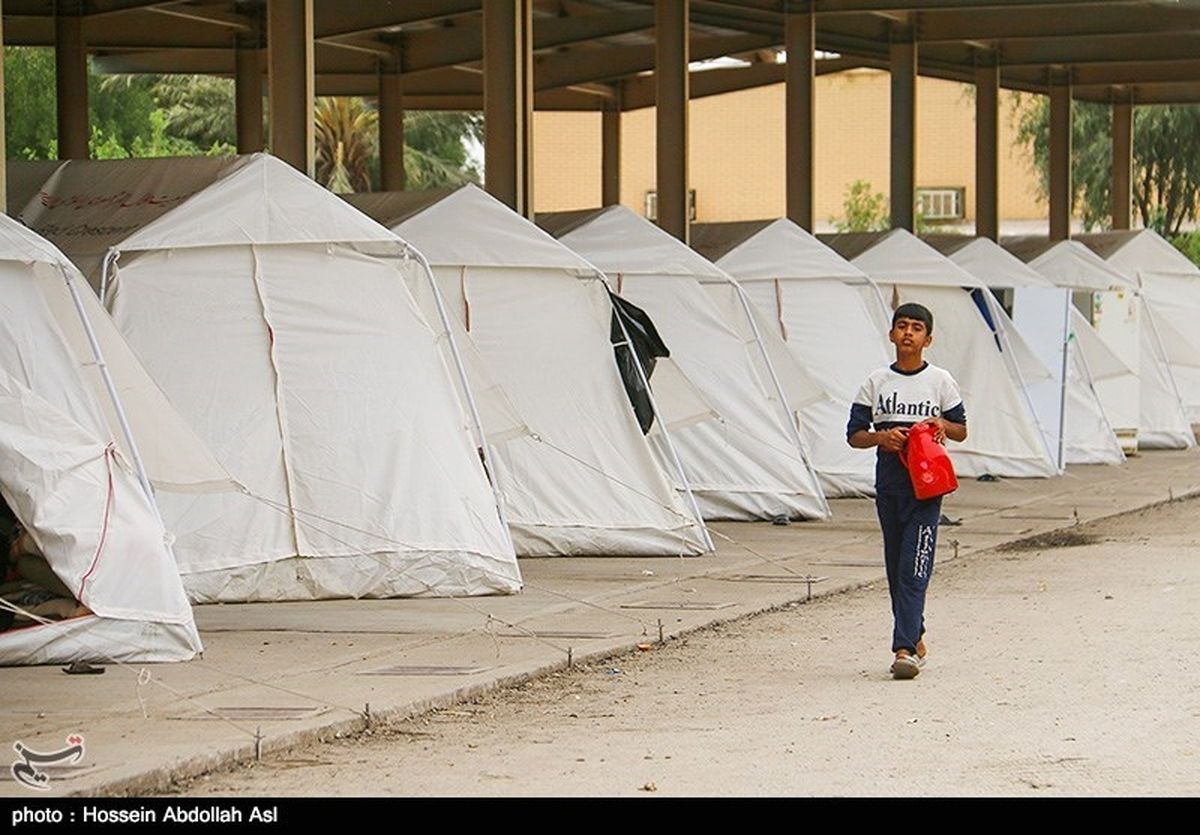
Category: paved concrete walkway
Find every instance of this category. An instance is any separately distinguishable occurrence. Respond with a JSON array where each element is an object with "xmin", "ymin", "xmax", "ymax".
[{"xmin": 3, "ymin": 449, "xmax": 1197, "ymax": 797}]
